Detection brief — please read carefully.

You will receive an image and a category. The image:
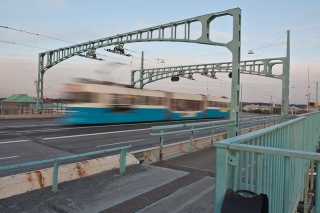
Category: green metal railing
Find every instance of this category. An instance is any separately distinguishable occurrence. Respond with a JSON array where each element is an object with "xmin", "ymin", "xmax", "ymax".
[
  {"xmin": 151, "ymin": 115, "xmax": 294, "ymax": 161},
  {"xmin": 0, "ymin": 145, "xmax": 131, "ymax": 191},
  {"xmin": 214, "ymin": 112, "xmax": 320, "ymax": 213}
]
